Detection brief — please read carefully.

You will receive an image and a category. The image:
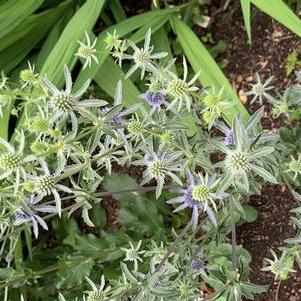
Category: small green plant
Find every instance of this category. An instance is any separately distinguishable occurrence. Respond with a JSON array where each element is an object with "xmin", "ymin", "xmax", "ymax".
[{"xmin": 285, "ymin": 50, "xmax": 301, "ymax": 76}]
